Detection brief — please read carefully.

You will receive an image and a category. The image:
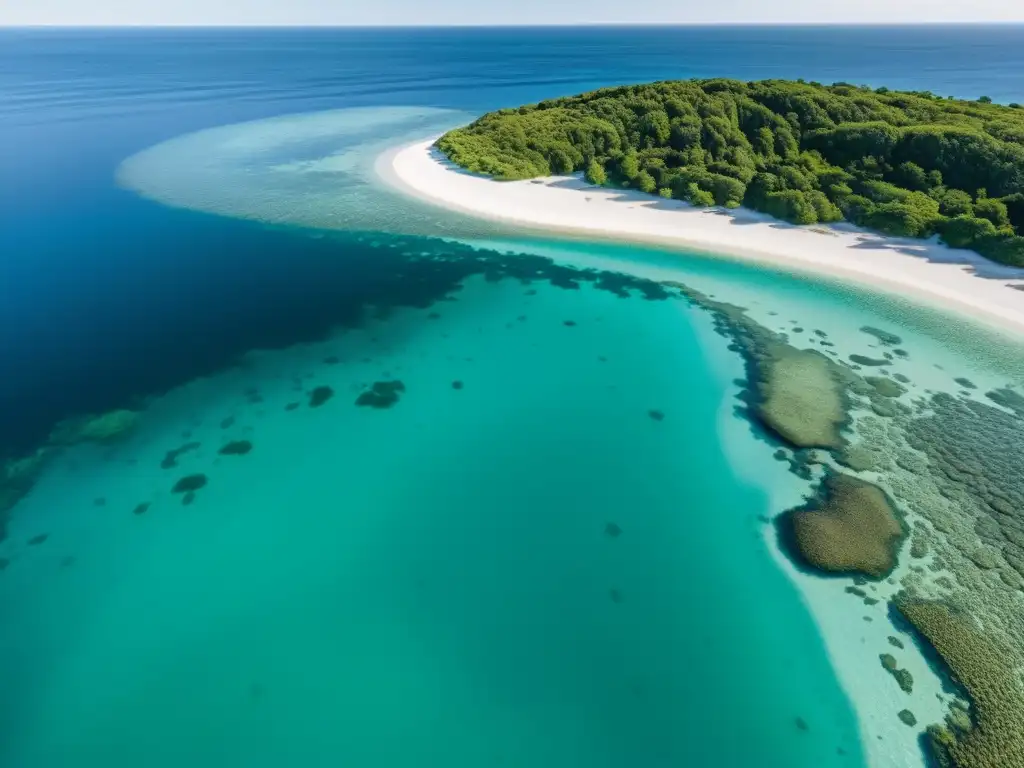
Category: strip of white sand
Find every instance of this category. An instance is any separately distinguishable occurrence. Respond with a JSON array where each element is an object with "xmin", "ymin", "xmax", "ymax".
[{"xmin": 381, "ymin": 139, "xmax": 1024, "ymax": 337}]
